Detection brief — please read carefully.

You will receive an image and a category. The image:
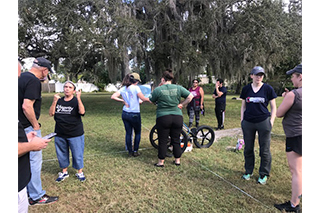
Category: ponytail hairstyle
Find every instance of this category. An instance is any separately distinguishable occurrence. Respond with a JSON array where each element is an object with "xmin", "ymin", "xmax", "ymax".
[
  {"xmin": 122, "ymin": 74, "xmax": 132, "ymax": 87},
  {"xmin": 162, "ymin": 68, "xmax": 174, "ymax": 82}
]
